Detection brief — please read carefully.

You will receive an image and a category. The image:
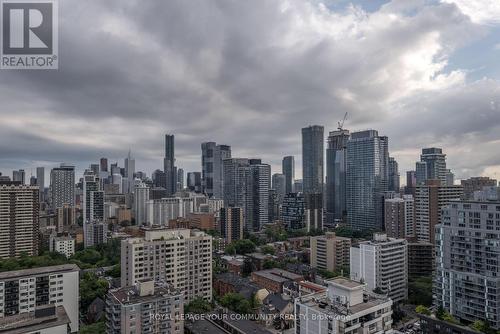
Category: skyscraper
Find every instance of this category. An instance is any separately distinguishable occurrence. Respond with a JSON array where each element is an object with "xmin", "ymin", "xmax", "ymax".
[
  {"xmin": 271, "ymin": 173, "xmax": 286, "ymax": 201},
  {"xmin": 326, "ymin": 129, "xmax": 349, "ymax": 225},
  {"xmin": 405, "ymin": 170, "xmax": 416, "ymax": 195},
  {"xmin": 201, "ymin": 142, "xmax": 231, "ymax": 198},
  {"xmin": 388, "ymin": 157, "xmax": 400, "ymax": 192},
  {"xmin": 220, "ymin": 207, "xmax": 244, "ymax": 244},
  {"xmin": 420, "ymin": 147, "xmax": 447, "ymax": 184},
  {"xmin": 36, "ymin": 166, "xmax": 44, "ymax": 201},
  {"xmin": 414, "ymin": 179, "xmax": 463, "ymax": 243},
  {"xmin": 305, "ymin": 192, "xmax": 323, "ymax": 232},
  {"xmin": 124, "ymin": 149, "xmax": 135, "ymax": 193},
  {"xmin": 82, "ymin": 171, "xmax": 103, "ymax": 224},
  {"xmin": 436, "ymin": 200, "xmax": 500, "ymax": 329},
  {"xmin": 100, "ymin": 157, "xmax": 108, "ymax": 172},
  {"xmin": 282, "ymin": 156, "xmax": 295, "ymax": 194},
  {"xmin": 134, "ymin": 181, "xmax": 150, "ymax": 226},
  {"xmin": 223, "ymin": 158, "xmax": 270, "ymax": 232},
  {"xmin": 164, "ymin": 134, "xmax": 176, "ymax": 196},
  {"xmin": 302, "ymin": 125, "xmax": 324, "ymax": 194},
  {"xmin": 346, "ymin": 130, "xmax": 389, "ymax": 230},
  {"xmin": 187, "ymin": 172, "xmax": 202, "ymax": 193},
  {"xmin": 177, "ymin": 167, "xmax": 184, "ymax": 190},
  {"xmin": 415, "ymin": 161, "xmax": 427, "ymax": 185},
  {"xmin": 0, "ymin": 181, "xmax": 39, "ymax": 257},
  {"xmin": 12, "ymin": 169, "xmax": 25, "ymax": 184},
  {"xmin": 50, "ymin": 164, "xmax": 75, "ymax": 210}
]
